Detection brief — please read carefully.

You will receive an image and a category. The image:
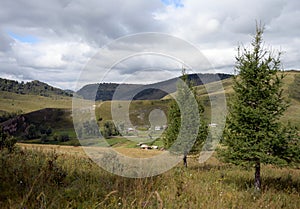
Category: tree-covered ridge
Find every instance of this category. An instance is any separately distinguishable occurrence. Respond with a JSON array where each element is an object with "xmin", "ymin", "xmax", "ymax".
[
  {"xmin": 0, "ymin": 78, "xmax": 72, "ymax": 97},
  {"xmin": 77, "ymin": 73, "xmax": 233, "ymax": 101}
]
